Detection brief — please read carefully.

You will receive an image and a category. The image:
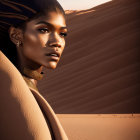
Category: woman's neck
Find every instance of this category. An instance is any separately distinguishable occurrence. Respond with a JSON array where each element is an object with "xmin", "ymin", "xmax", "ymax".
[{"xmin": 16, "ymin": 49, "xmax": 44, "ymax": 86}]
